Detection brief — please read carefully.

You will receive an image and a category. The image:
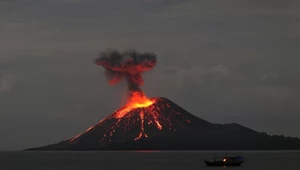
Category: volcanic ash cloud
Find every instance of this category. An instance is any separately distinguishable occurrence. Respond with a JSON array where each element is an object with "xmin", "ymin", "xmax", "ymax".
[{"xmin": 95, "ymin": 49, "xmax": 157, "ymax": 93}]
